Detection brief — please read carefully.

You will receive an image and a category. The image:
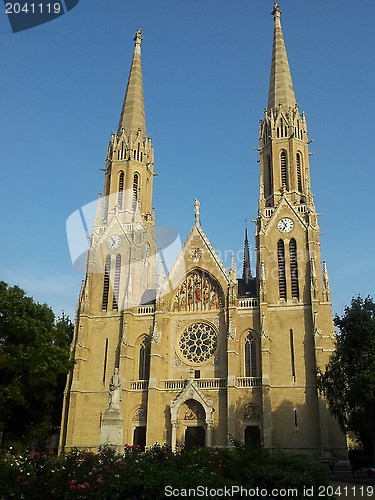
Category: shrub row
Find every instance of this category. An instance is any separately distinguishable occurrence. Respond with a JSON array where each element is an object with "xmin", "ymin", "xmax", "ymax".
[{"xmin": 0, "ymin": 443, "xmax": 332, "ymax": 499}]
